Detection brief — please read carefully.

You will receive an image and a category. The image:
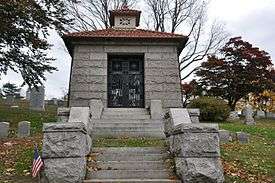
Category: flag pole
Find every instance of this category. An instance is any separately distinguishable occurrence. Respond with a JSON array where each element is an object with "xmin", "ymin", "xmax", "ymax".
[{"xmin": 38, "ymin": 172, "xmax": 41, "ymax": 183}]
